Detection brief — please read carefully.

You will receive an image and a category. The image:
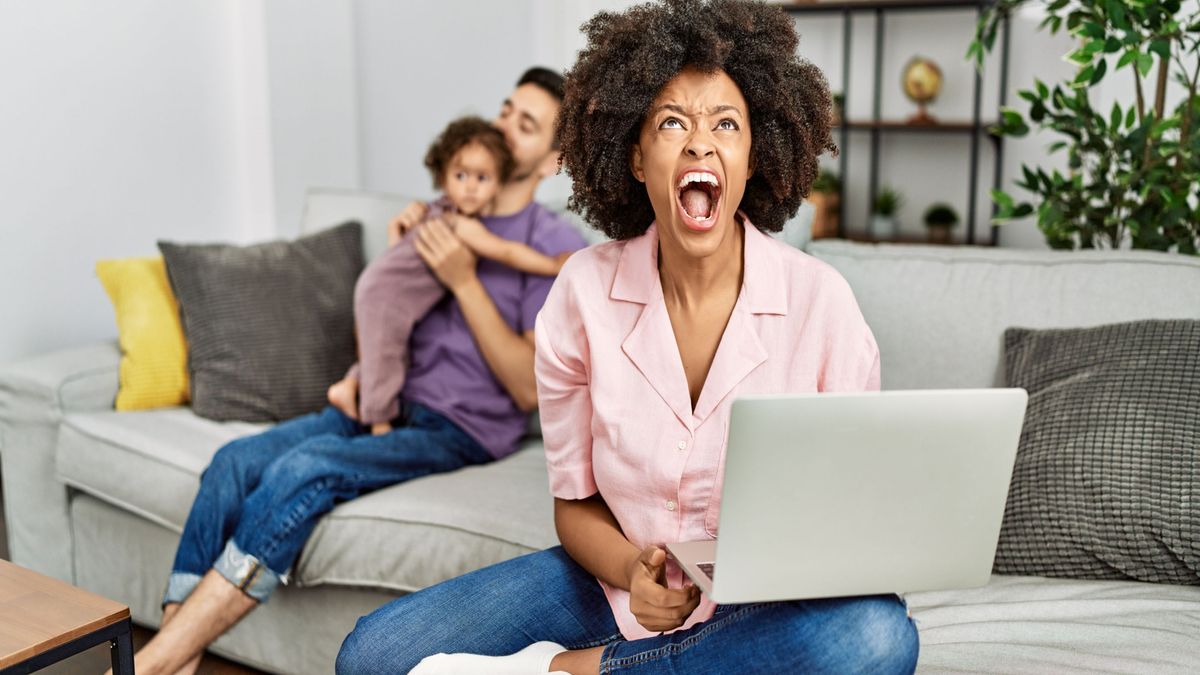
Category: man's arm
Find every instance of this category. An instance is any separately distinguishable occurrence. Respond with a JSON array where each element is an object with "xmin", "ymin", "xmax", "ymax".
[
  {"xmin": 453, "ymin": 280, "xmax": 538, "ymax": 411},
  {"xmin": 413, "ymin": 218, "xmax": 538, "ymax": 411}
]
